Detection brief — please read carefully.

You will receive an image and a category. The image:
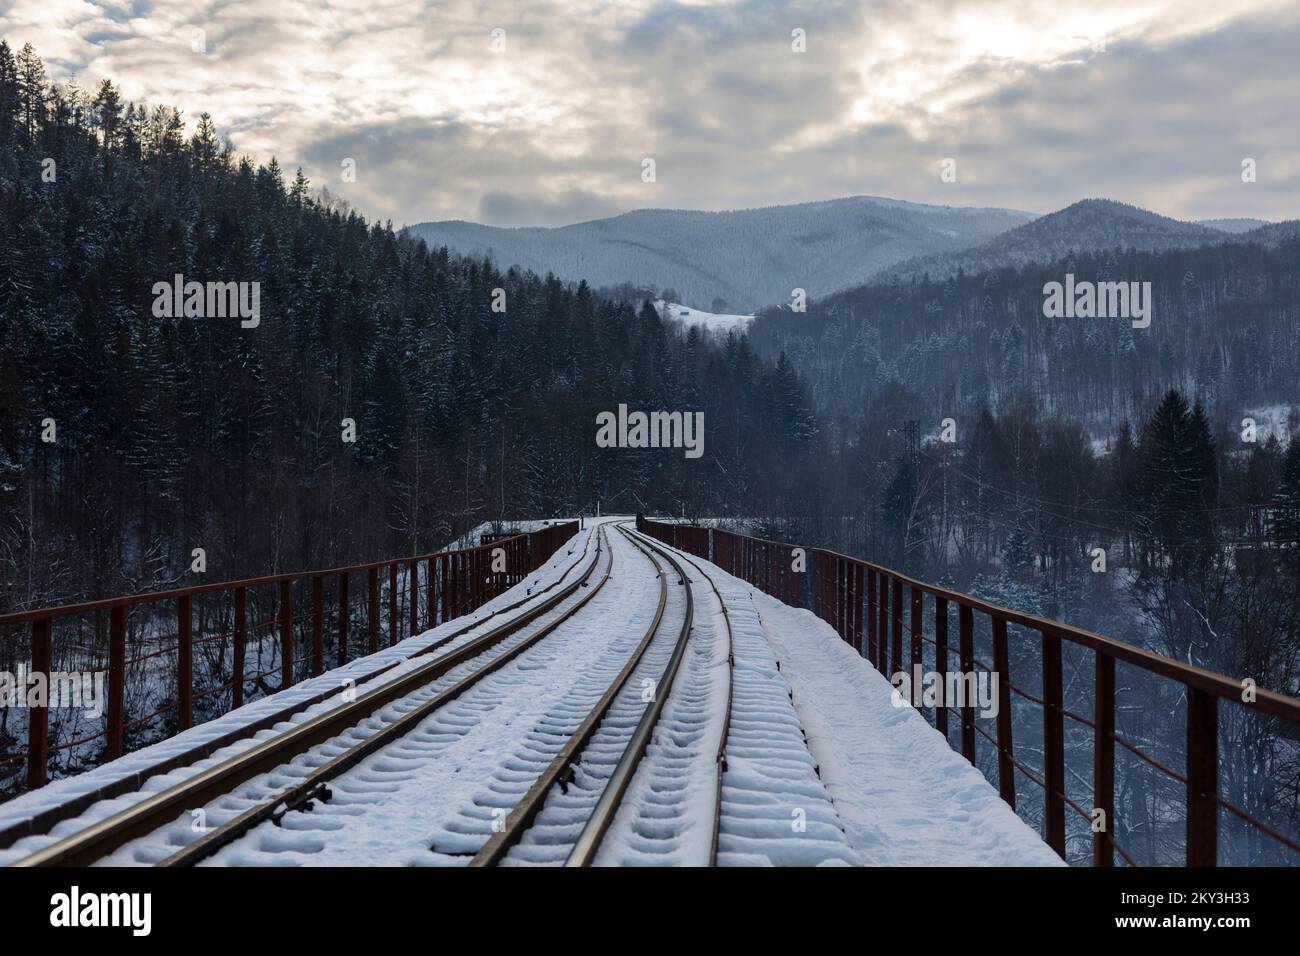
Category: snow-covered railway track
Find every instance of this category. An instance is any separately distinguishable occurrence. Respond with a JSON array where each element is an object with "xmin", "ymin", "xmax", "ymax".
[
  {"xmin": 474, "ymin": 525, "xmax": 699, "ymax": 866},
  {"xmin": 0, "ymin": 528, "xmax": 598, "ymax": 858},
  {"xmin": 6, "ymin": 526, "xmax": 609, "ymax": 867},
  {"xmin": 628, "ymin": 531, "xmax": 859, "ymax": 866},
  {"xmin": 467, "ymin": 525, "xmax": 674, "ymax": 865}
]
